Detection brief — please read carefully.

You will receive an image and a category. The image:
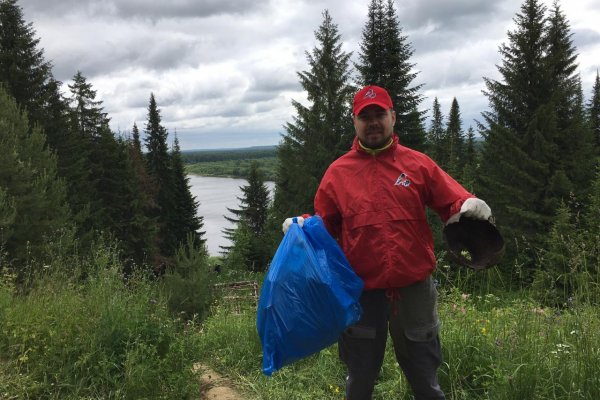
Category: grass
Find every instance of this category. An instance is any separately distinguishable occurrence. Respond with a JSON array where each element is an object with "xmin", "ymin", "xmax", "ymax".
[
  {"xmin": 2, "ymin": 250, "xmax": 598, "ymax": 399},
  {"xmin": 198, "ymin": 279, "xmax": 600, "ymax": 399},
  {"xmin": 0, "ymin": 253, "xmax": 204, "ymax": 399}
]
